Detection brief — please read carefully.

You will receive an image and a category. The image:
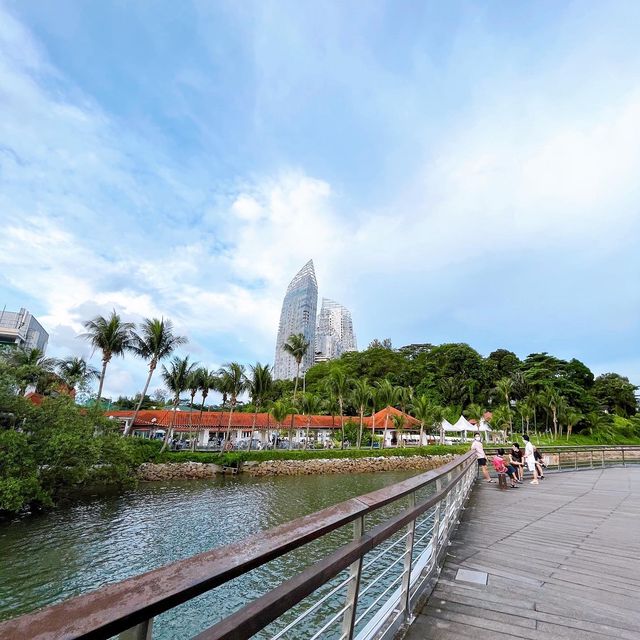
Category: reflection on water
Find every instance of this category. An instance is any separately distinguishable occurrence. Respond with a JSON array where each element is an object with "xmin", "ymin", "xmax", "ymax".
[{"xmin": 0, "ymin": 470, "xmax": 418, "ymax": 639}]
